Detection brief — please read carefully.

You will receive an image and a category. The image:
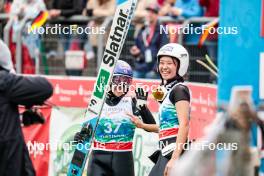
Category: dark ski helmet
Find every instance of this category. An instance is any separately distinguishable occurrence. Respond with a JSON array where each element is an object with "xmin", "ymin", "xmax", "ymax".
[
  {"xmin": 111, "ymin": 60, "xmax": 133, "ymax": 91},
  {"xmin": 113, "ymin": 60, "xmax": 133, "ymax": 78}
]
